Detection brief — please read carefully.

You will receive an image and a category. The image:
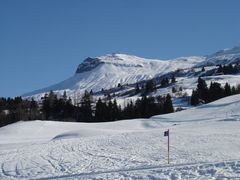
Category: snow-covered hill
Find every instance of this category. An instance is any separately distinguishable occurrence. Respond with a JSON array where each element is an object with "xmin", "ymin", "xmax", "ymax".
[{"xmin": 0, "ymin": 94, "xmax": 240, "ymax": 179}]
